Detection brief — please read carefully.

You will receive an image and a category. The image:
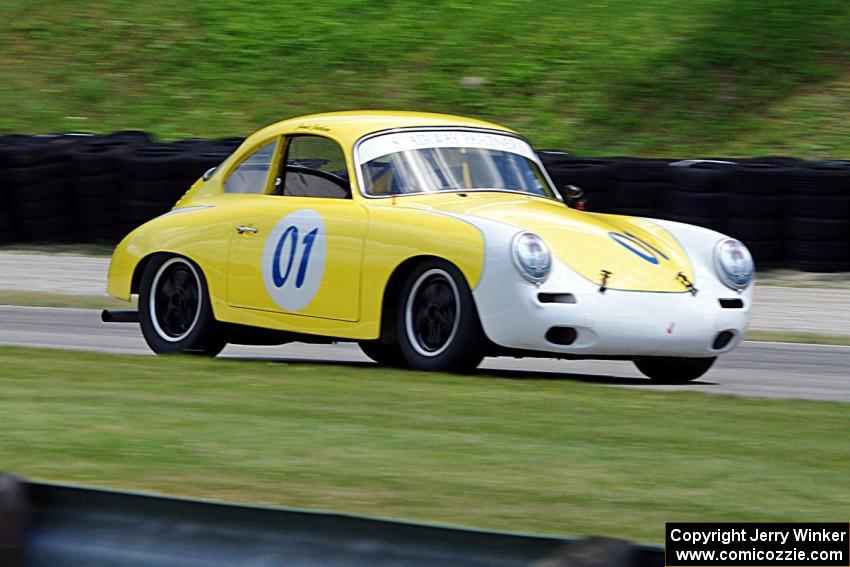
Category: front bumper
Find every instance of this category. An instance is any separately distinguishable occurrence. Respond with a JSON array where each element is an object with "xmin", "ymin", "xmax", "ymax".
[{"xmin": 473, "ymin": 258, "xmax": 753, "ymax": 359}]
